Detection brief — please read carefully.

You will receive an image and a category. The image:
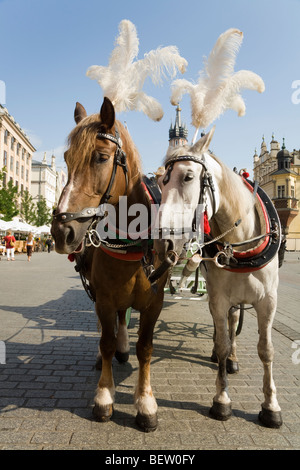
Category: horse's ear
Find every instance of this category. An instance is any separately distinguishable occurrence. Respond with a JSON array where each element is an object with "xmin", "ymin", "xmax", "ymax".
[
  {"xmin": 100, "ymin": 97, "xmax": 115, "ymax": 130},
  {"xmin": 191, "ymin": 126, "xmax": 215, "ymax": 154},
  {"xmin": 74, "ymin": 102, "xmax": 87, "ymax": 124}
]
